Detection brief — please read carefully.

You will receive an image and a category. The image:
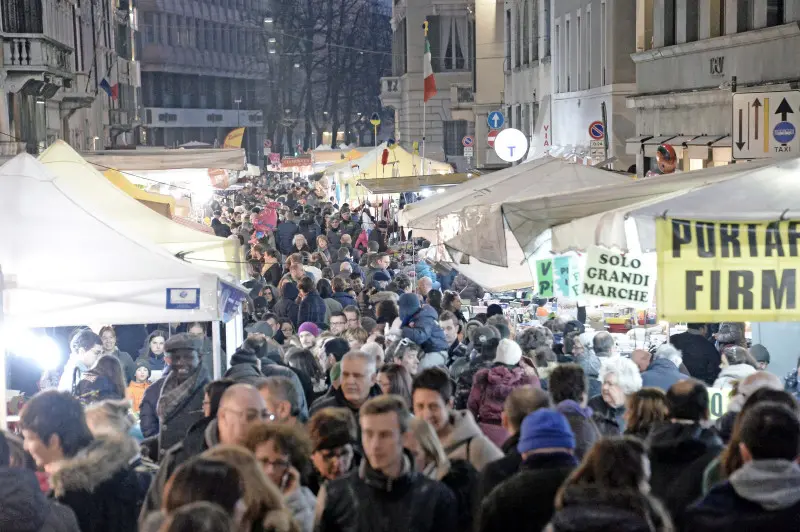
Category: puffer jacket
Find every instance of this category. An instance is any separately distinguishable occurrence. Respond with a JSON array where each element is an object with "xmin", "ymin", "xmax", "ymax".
[
  {"xmin": 468, "ymin": 364, "xmax": 538, "ymax": 426},
  {"xmin": 297, "ymin": 291, "xmax": 328, "ymax": 328},
  {"xmin": 713, "ymin": 363, "xmax": 757, "ymax": 390},
  {"xmin": 400, "ymin": 305, "xmax": 449, "ymax": 354},
  {"xmin": 0, "ymin": 467, "xmax": 80, "ymax": 532}
]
